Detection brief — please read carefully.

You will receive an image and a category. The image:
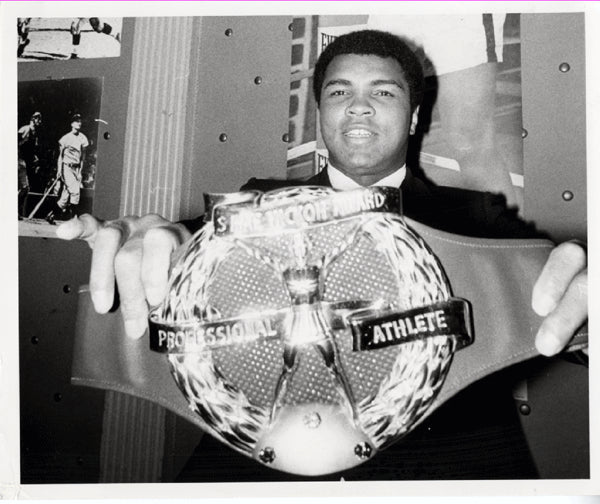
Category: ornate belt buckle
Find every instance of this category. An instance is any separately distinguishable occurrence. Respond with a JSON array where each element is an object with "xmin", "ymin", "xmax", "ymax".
[{"xmin": 148, "ymin": 186, "xmax": 473, "ymax": 476}]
